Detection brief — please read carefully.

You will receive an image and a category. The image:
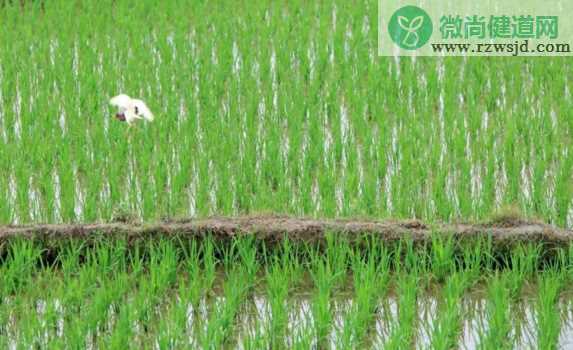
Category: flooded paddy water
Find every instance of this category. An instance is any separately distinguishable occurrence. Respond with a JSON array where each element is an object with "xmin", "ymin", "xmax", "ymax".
[
  {"xmin": 2, "ymin": 278, "xmax": 573, "ymax": 349},
  {"xmin": 0, "ymin": 234, "xmax": 572, "ymax": 349}
]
